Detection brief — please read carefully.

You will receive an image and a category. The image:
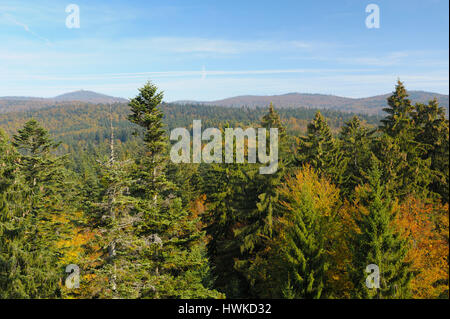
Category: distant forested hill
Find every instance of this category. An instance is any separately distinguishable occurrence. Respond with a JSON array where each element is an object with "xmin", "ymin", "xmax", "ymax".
[
  {"xmin": 0, "ymin": 102, "xmax": 380, "ymax": 142},
  {"xmin": 0, "ymin": 102, "xmax": 381, "ymax": 172},
  {"xmin": 3, "ymin": 90, "xmax": 447, "ymax": 116},
  {"xmin": 0, "ymin": 90, "xmax": 128, "ymax": 113},
  {"xmin": 175, "ymin": 91, "xmax": 449, "ymax": 115},
  {"xmin": 0, "ymin": 102, "xmax": 380, "ymax": 158}
]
